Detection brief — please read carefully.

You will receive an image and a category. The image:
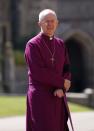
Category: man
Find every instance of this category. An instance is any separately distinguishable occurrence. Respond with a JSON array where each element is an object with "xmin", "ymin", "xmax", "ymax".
[{"xmin": 25, "ymin": 9, "xmax": 71, "ymax": 131}]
